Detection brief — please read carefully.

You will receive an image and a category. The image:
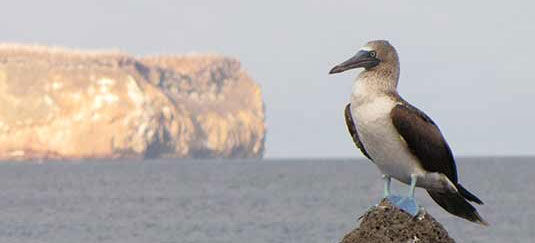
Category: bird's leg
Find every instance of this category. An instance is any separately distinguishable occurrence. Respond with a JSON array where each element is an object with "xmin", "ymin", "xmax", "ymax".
[
  {"xmin": 394, "ymin": 174, "xmax": 422, "ymax": 216},
  {"xmin": 408, "ymin": 174, "xmax": 417, "ymax": 198},
  {"xmin": 382, "ymin": 174, "xmax": 391, "ymax": 198},
  {"xmin": 382, "ymin": 174, "xmax": 403, "ymax": 204}
]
